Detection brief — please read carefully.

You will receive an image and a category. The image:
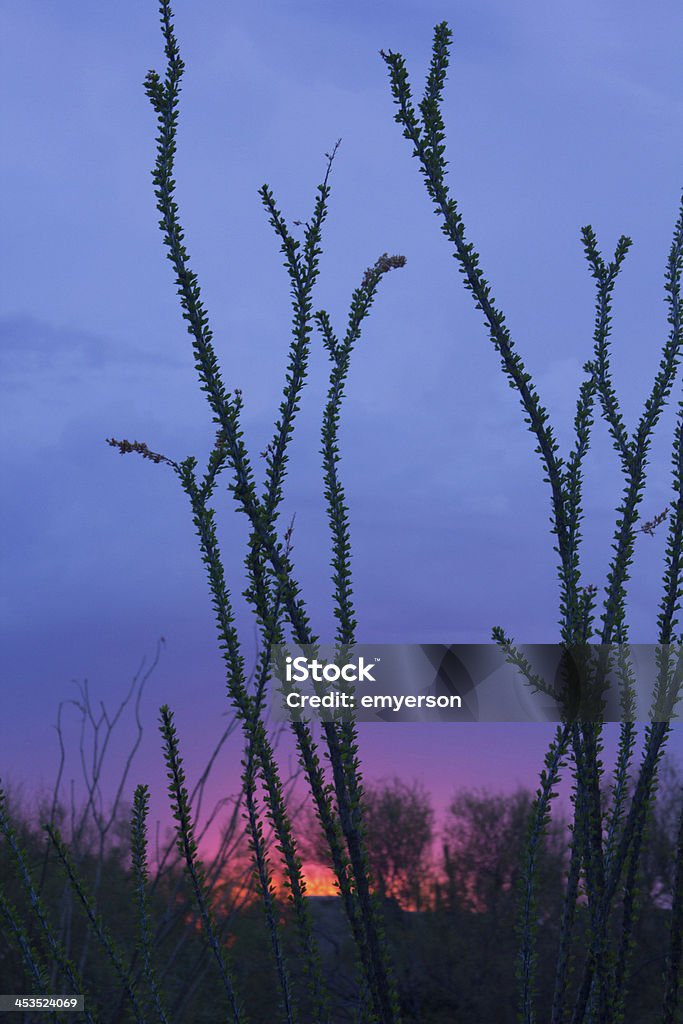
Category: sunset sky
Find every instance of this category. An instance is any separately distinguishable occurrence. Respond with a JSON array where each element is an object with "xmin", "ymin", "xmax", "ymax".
[{"xmin": 1, "ymin": 0, "xmax": 682, "ymax": 854}]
